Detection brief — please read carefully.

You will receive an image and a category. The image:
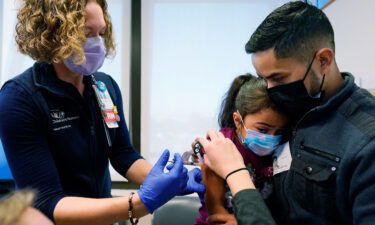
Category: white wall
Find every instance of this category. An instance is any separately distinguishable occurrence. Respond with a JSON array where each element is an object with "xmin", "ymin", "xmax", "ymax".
[
  {"xmin": 141, "ymin": 0, "xmax": 290, "ymax": 165},
  {"xmin": 0, "ymin": 1, "xmax": 34, "ymax": 85},
  {"xmin": 324, "ymin": 0, "xmax": 375, "ymax": 89}
]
